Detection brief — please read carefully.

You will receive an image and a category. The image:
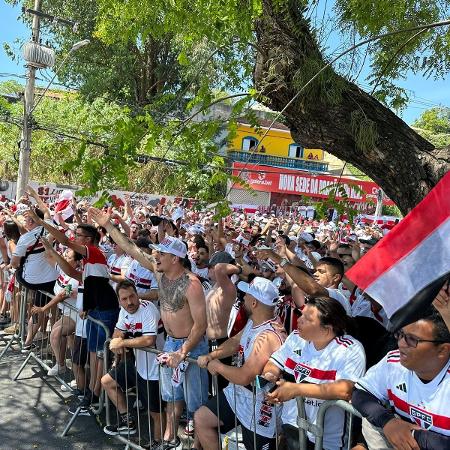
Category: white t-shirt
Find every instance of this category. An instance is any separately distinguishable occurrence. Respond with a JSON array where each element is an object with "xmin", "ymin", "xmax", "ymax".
[
  {"xmin": 54, "ymin": 267, "xmax": 79, "ymax": 319},
  {"xmin": 326, "ymin": 288, "xmax": 352, "ymax": 316},
  {"xmin": 189, "ymin": 260, "xmax": 209, "ymax": 279},
  {"xmin": 108, "ymin": 253, "xmax": 133, "ymax": 291},
  {"xmin": 13, "ymin": 226, "xmax": 58, "ymax": 284},
  {"xmin": 75, "ymin": 283, "xmax": 87, "ymax": 338},
  {"xmin": 223, "ymin": 318, "xmax": 286, "ymax": 438},
  {"xmin": 115, "ymin": 301, "xmax": 162, "ymax": 380},
  {"xmin": 270, "ymin": 331, "xmax": 366, "ymax": 449},
  {"xmin": 125, "ymin": 260, "xmax": 158, "ymax": 297},
  {"xmin": 356, "ymin": 350, "xmax": 450, "ymax": 436}
]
